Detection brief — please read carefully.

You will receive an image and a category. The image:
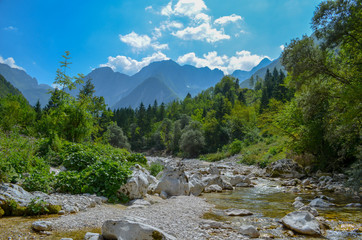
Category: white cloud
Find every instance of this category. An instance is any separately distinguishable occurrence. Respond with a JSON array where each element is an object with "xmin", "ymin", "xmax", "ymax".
[
  {"xmin": 161, "ymin": 0, "xmax": 207, "ymax": 17},
  {"xmin": 172, "ymin": 23, "xmax": 230, "ymax": 43},
  {"xmin": 177, "ymin": 51, "xmax": 268, "ymax": 74},
  {"xmin": 0, "ymin": 56, "xmax": 24, "ymax": 70},
  {"xmin": 4, "ymin": 26, "xmax": 17, "ymax": 31},
  {"xmin": 145, "ymin": 6, "xmax": 153, "ymax": 11},
  {"xmin": 160, "ymin": 20, "xmax": 184, "ymax": 30},
  {"xmin": 100, "ymin": 52, "xmax": 169, "ymax": 75},
  {"xmin": 214, "ymin": 14, "xmax": 243, "ymax": 25},
  {"xmin": 280, "ymin": 45, "xmax": 285, "ymax": 51},
  {"xmin": 119, "ymin": 31, "xmax": 168, "ymax": 51},
  {"xmin": 119, "ymin": 32, "xmax": 152, "ymax": 50},
  {"xmin": 194, "ymin": 13, "xmax": 211, "ymax": 23}
]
